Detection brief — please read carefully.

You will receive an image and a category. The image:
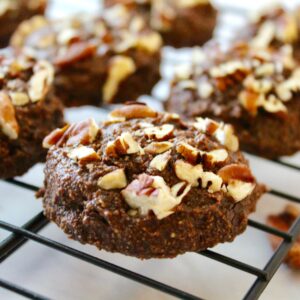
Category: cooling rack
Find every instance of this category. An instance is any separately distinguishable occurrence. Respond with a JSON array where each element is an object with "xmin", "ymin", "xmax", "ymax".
[{"xmin": 0, "ymin": 1, "xmax": 300, "ymax": 299}]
